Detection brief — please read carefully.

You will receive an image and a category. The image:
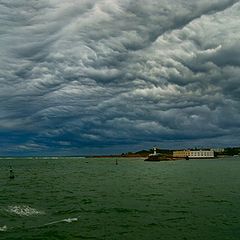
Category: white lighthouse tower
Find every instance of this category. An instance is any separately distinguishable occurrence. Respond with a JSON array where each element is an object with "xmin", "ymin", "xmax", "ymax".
[
  {"xmin": 153, "ymin": 147, "xmax": 157, "ymax": 155},
  {"xmin": 149, "ymin": 147, "xmax": 158, "ymax": 156}
]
